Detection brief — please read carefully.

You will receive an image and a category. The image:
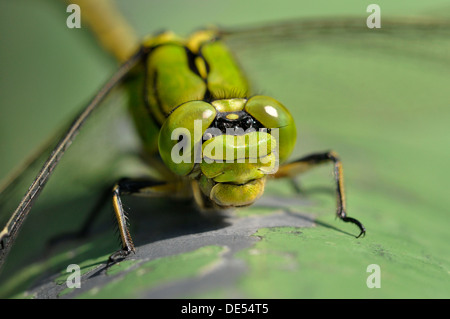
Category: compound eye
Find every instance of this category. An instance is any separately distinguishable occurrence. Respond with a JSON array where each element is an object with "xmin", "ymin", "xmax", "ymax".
[
  {"xmin": 159, "ymin": 101, "xmax": 216, "ymax": 175},
  {"xmin": 245, "ymin": 95, "xmax": 297, "ymax": 163}
]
